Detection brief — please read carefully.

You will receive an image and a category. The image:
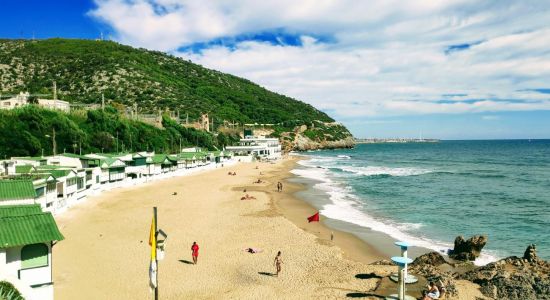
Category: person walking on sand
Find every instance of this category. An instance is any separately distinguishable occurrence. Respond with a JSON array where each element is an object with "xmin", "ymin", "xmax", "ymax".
[
  {"xmin": 191, "ymin": 242, "xmax": 199, "ymax": 265},
  {"xmin": 274, "ymin": 251, "xmax": 283, "ymax": 276},
  {"xmin": 277, "ymin": 181, "xmax": 283, "ymax": 192}
]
